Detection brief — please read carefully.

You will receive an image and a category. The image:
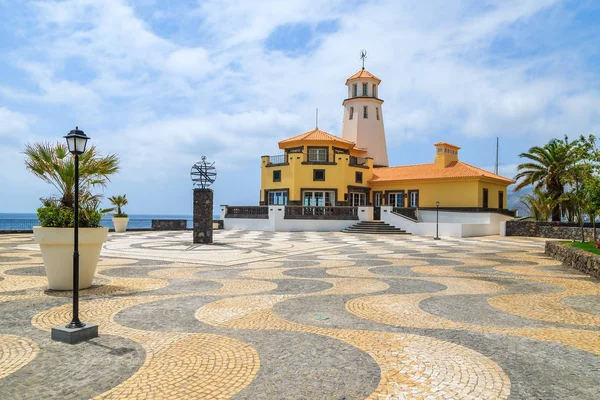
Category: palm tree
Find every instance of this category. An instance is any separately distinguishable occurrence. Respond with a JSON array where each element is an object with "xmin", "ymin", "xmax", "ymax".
[
  {"xmin": 514, "ymin": 138, "xmax": 574, "ymax": 221},
  {"xmin": 24, "ymin": 142, "xmax": 119, "ymax": 209},
  {"xmin": 519, "ymin": 188, "xmax": 561, "ymax": 221},
  {"xmin": 108, "ymin": 194, "xmax": 128, "ymax": 216}
]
